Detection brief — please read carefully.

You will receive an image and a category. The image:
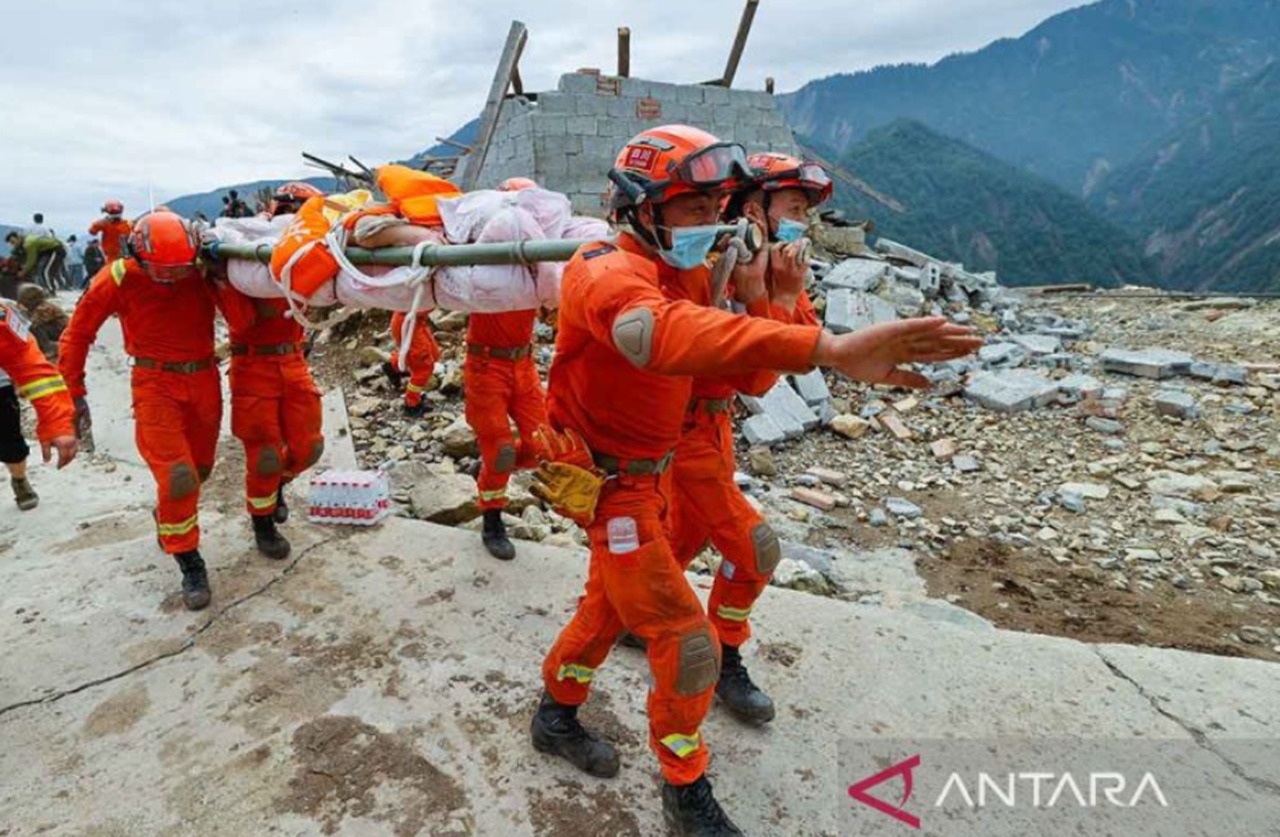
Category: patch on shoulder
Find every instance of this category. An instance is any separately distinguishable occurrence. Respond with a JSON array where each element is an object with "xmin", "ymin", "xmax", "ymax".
[
  {"xmin": 582, "ymin": 244, "xmax": 617, "ymax": 261},
  {"xmin": 0, "ymin": 303, "xmax": 32, "ymax": 341}
]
